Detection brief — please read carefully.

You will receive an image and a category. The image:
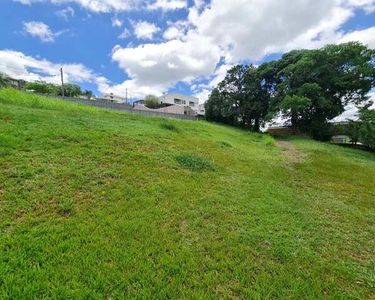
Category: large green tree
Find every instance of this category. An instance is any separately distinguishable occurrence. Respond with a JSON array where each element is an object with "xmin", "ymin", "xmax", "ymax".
[
  {"xmin": 205, "ymin": 42, "xmax": 375, "ymax": 139},
  {"xmin": 62, "ymin": 83, "xmax": 82, "ymax": 97},
  {"xmin": 272, "ymin": 42, "xmax": 375, "ymax": 137},
  {"xmin": 206, "ymin": 64, "xmax": 272, "ymax": 131}
]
